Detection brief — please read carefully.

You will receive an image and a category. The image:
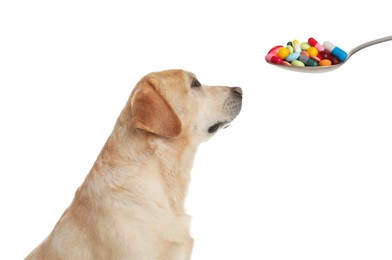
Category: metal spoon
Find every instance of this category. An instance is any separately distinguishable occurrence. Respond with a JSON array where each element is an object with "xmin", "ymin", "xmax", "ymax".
[{"xmin": 270, "ymin": 35, "xmax": 392, "ymax": 73}]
